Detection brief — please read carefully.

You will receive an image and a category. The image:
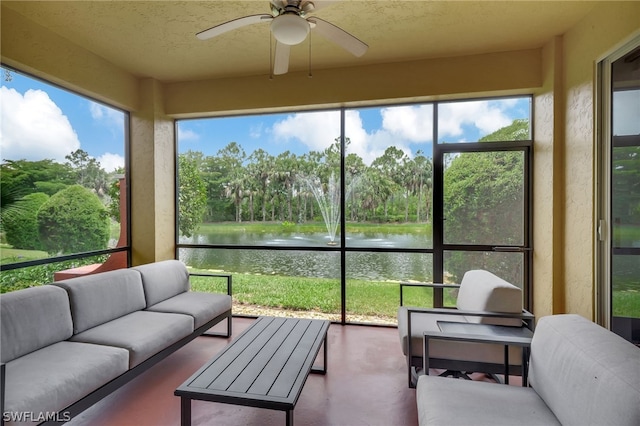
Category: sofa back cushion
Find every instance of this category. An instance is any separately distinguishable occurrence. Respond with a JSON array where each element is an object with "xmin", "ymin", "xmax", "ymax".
[
  {"xmin": 456, "ymin": 269, "xmax": 522, "ymax": 326},
  {"xmin": 53, "ymin": 268, "xmax": 146, "ymax": 334},
  {"xmin": 529, "ymin": 314, "xmax": 640, "ymax": 426},
  {"xmin": 132, "ymin": 260, "xmax": 190, "ymax": 307},
  {"xmin": 1, "ymin": 285, "xmax": 73, "ymax": 362}
]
